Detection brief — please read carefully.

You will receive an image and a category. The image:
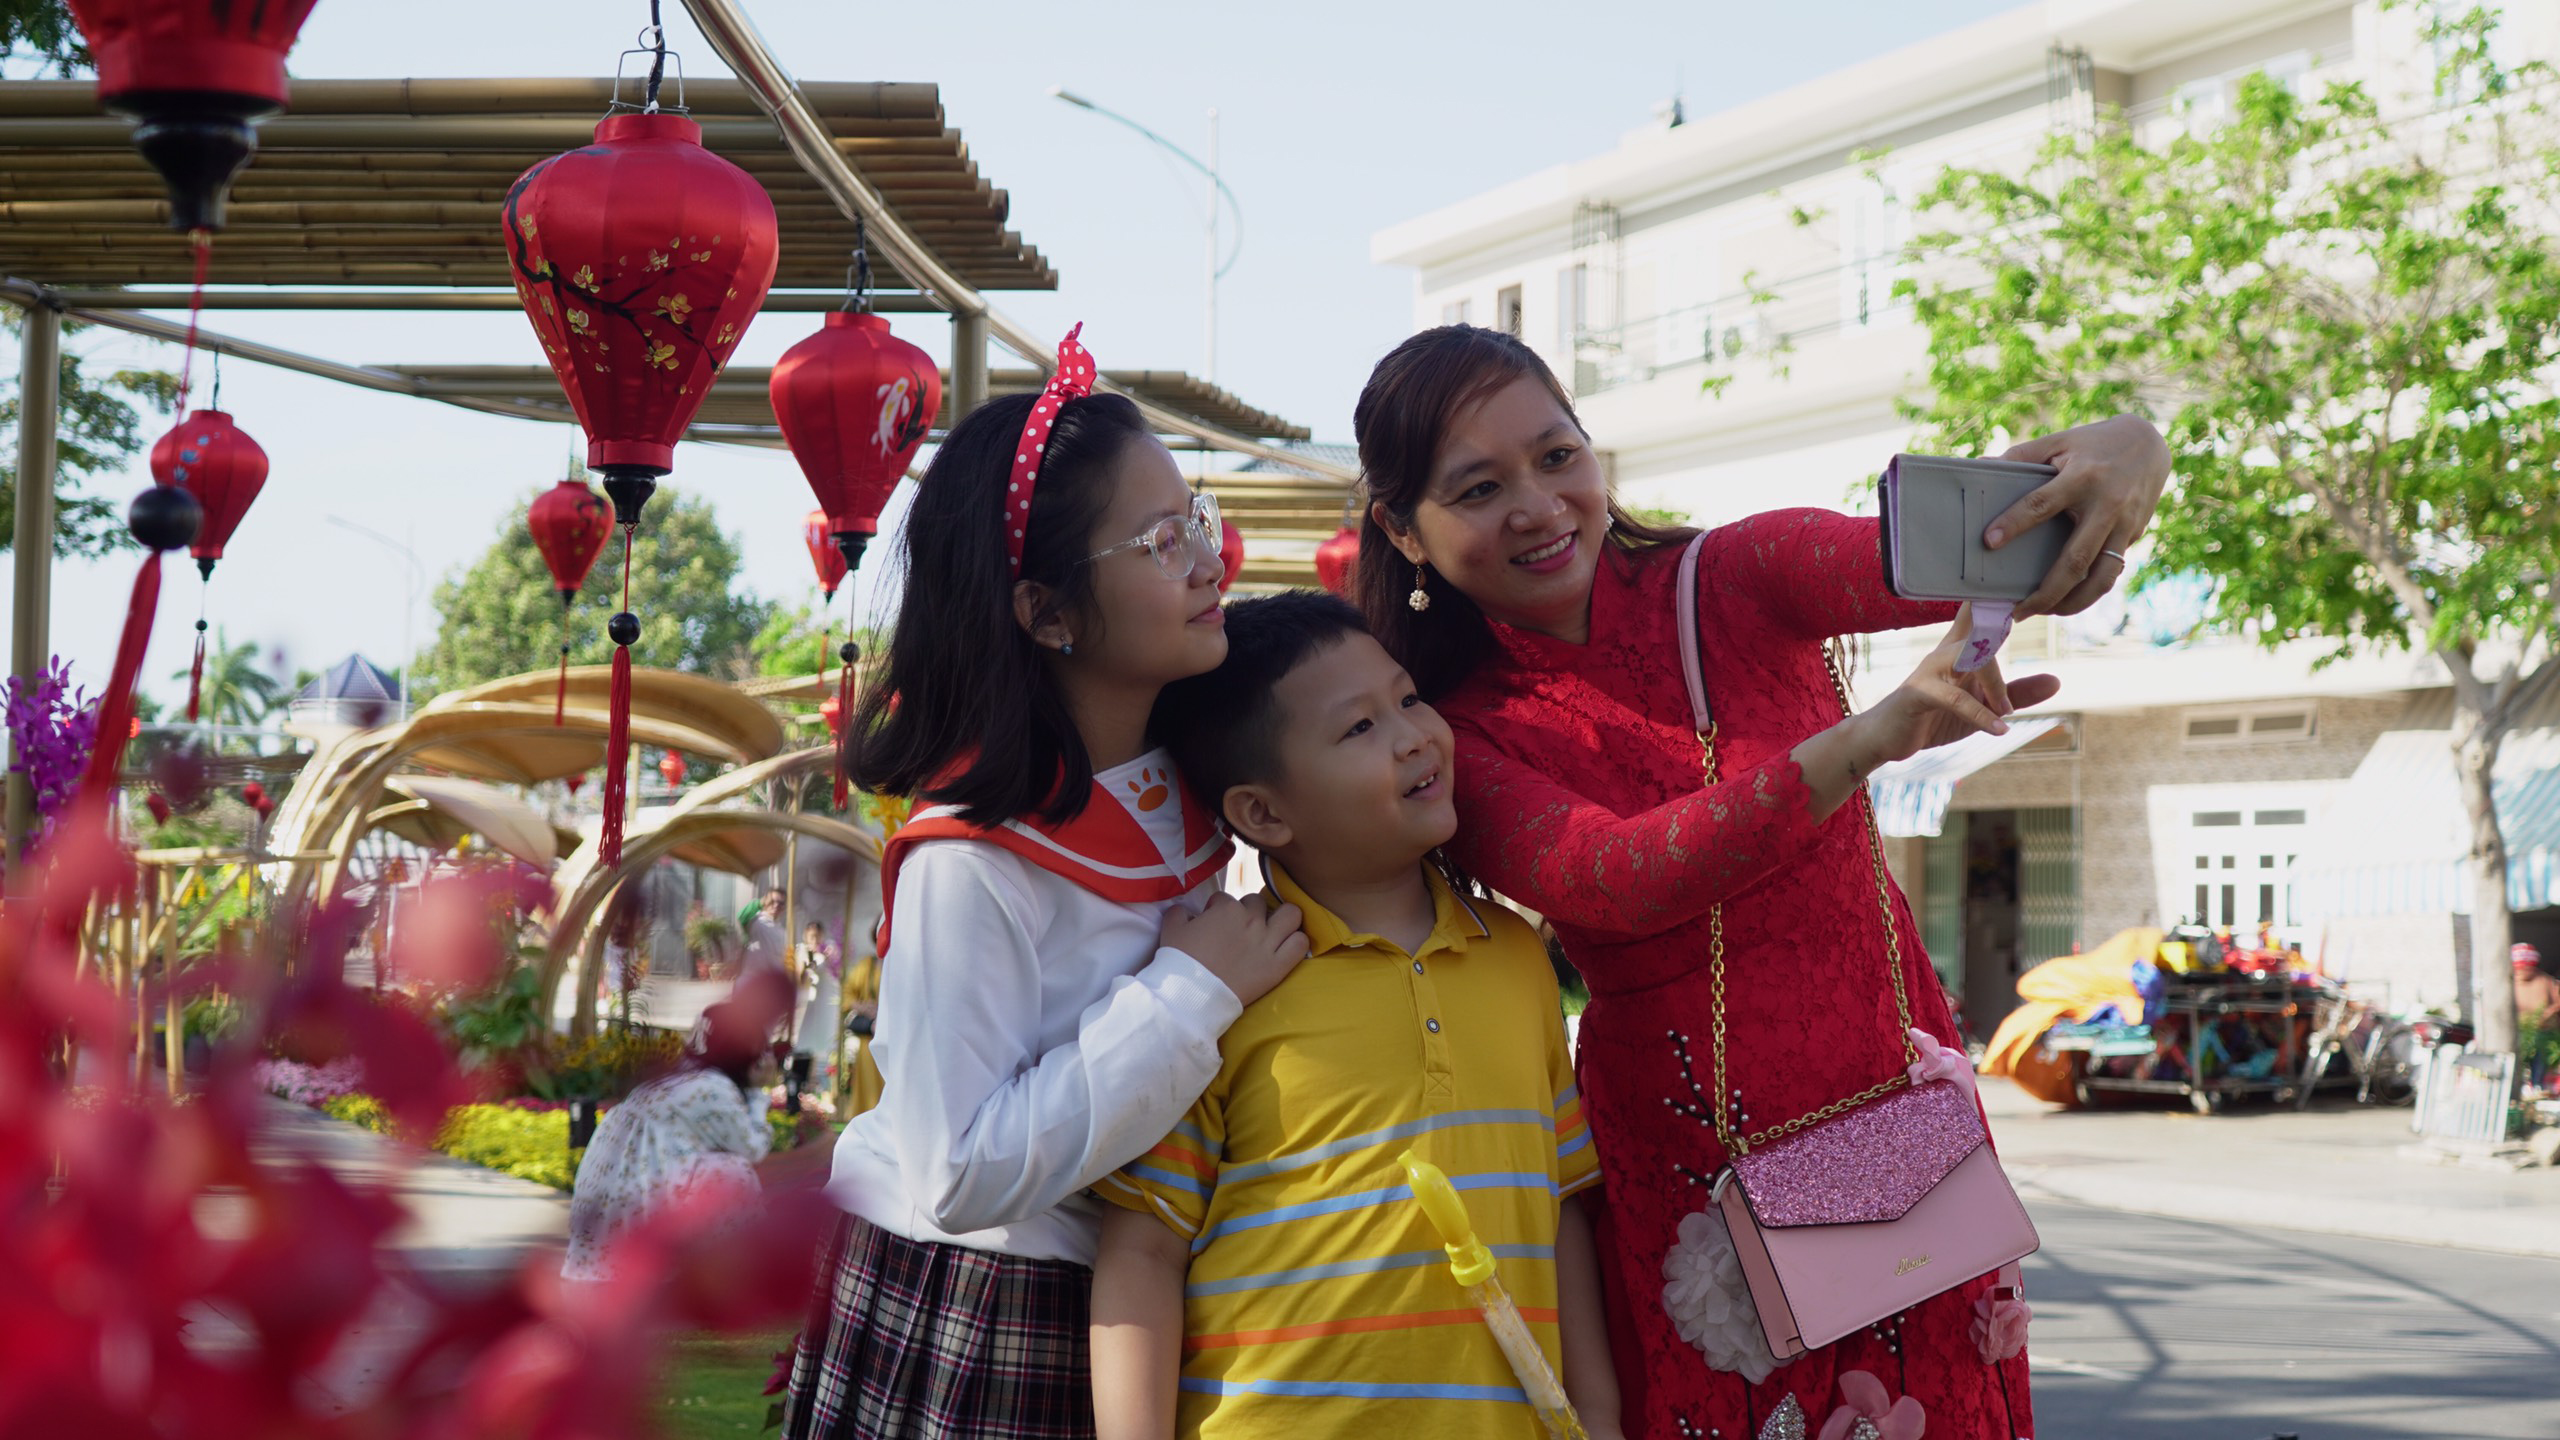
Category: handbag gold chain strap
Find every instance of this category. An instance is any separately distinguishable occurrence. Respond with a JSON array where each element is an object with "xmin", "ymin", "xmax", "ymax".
[{"xmin": 1704, "ymin": 642, "xmax": 1919, "ymax": 1158}]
